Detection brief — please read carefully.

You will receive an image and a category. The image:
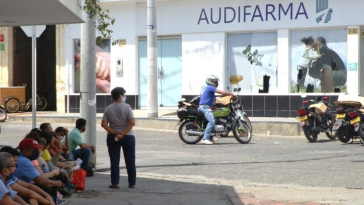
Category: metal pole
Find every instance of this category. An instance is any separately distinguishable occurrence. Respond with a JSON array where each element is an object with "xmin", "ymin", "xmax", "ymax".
[
  {"xmin": 80, "ymin": 1, "xmax": 96, "ymax": 163},
  {"xmin": 66, "ymin": 24, "xmax": 70, "ymax": 114},
  {"xmin": 32, "ymin": 26, "xmax": 37, "ymax": 128},
  {"xmin": 147, "ymin": 0, "xmax": 158, "ymax": 117}
]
